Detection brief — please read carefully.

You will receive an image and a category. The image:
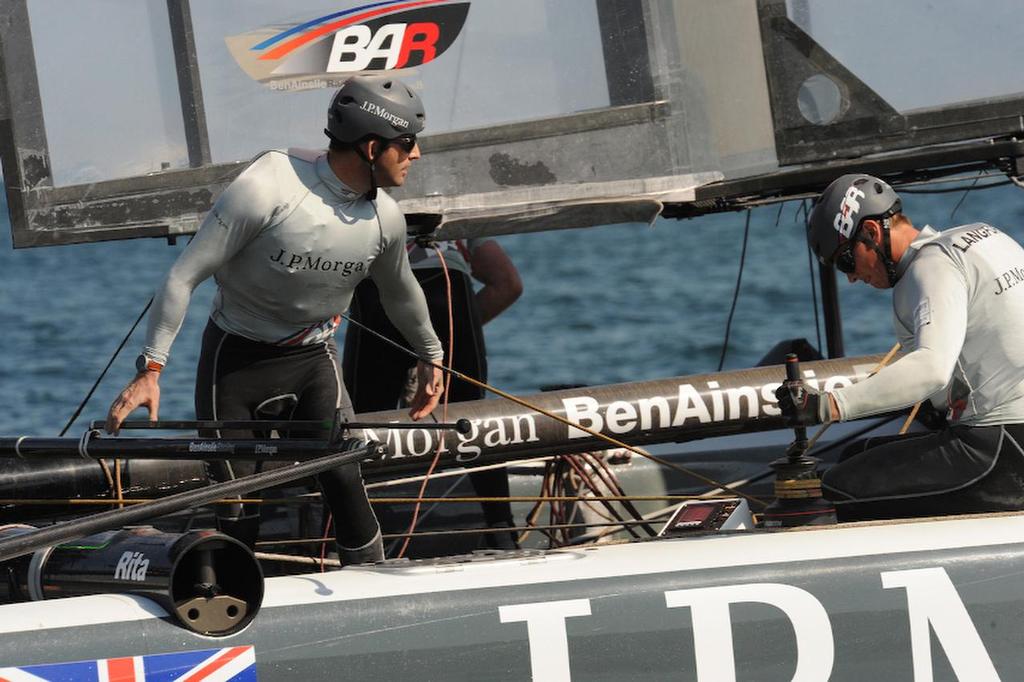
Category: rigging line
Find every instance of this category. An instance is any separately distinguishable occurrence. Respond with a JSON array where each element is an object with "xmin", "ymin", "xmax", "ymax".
[
  {"xmin": 0, "ymin": 442, "xmax": 382, "ymax": 562},
  {"xmin": 97, "ymin": 458, "xmax": 115, "ymax": 492},
  {"xmin": 367, "ymin": 456, "xmax": 549, "ymax": 488},
  {"xmin": 398, "ymin": 242, "xmax": 456, "ymax": 558},
  {"xmin": 386, "ymin": 474, "xmax": 465, "ymax": 557},
  {"xmin": 563, "ymin": 457, "xmax": 616, "ymax": 504},
  {"xmin": 575, "ymin": 498, "xmax": 617, "ymax": 525},
  {"xmin": 256, "ymin": 551, "xmax": 340, "ymax": 568},
  {"xmin": 898, "ymin": 169, "xmax": 1004, "ymax": 187},
  {"xmin": 561, "ymin": 455, "xmax": 642, "ymax": 538},
  {"xmin": 805, "ymin": 412, "xmax": 900, "ymax": 458},
  {"xmin": 2, "ymin": 493, "xmax": 737, "ymax": 503},
  {"xmin": 339, "ymin": 307, "xmax": 767, "ymax": 507},
  {"xmin": 573, "ymin": 479, "xmax": 629, "ymax": 528},
  {"xmin": 573, "ymin": 462, "xmax": 634, "ymax": 524},
  {"xmin": 383, "ymin": 520, "xmax": 659, "ymax": 542},
  {"xmin": 320, "ymin": 511, "xmax": 332, "ymax": 574},
  {"xmin": 717, "ymin": 209, "xmax": 751, "ymax": 372},
  {"xmin": 792, "ymin": 198, "xmax": 805, "ymax": 224},
  {"xmin": 61, "ymin": 234, "xmax": 196, "ymax": 439},
  {"xmin": 805, "ymin": 342, "xmax": 901, "ymax": 450},
  {"xmin": 899, "ymin": 180, "xmax": 1011, "ymax": 195},
  {"xmin": 0, "ymin": 494, "xmax": 736, "ymax": 506},
  {"xmin": 59, "ymin": 296, "xmax": 154, "ymax": 437},
  {"xmin": 579, "ymin": 451, "xmax": 657, "ymax": 536},
  {"xmin": 256, "ymin": 518, "xmax": 662, "ymax": 547},
  {"xmin": 803, "ymin": 200, "xmax": 823, "ymax": 356},
  {"xmin": 549, "ymin": 460, "xmax": 573, "ymax": 538},
  {"xmin": 545, "ymin": 460, "xmax": 566, "ymax": 545},
  {"xmin": 898, "ymin": 402, "xmax": 922, "ymax": 435},
  {"xmin": 773, "ymin": 202, "xmax": 785, "ymax": 229},
  {"xmin": 520, "ymin": 460, "xmax": 555, "ymax": 545},
  {"xmin": 689, "ymin": 413, "xmax": 902, "ymax": 505},
  {"xmin": 949, "ymin": 172, "xmax": 983, "ymax": 222},
  {"xmin": 581, "ymin": 451, "xmax": 628, "ymax": 498}
]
